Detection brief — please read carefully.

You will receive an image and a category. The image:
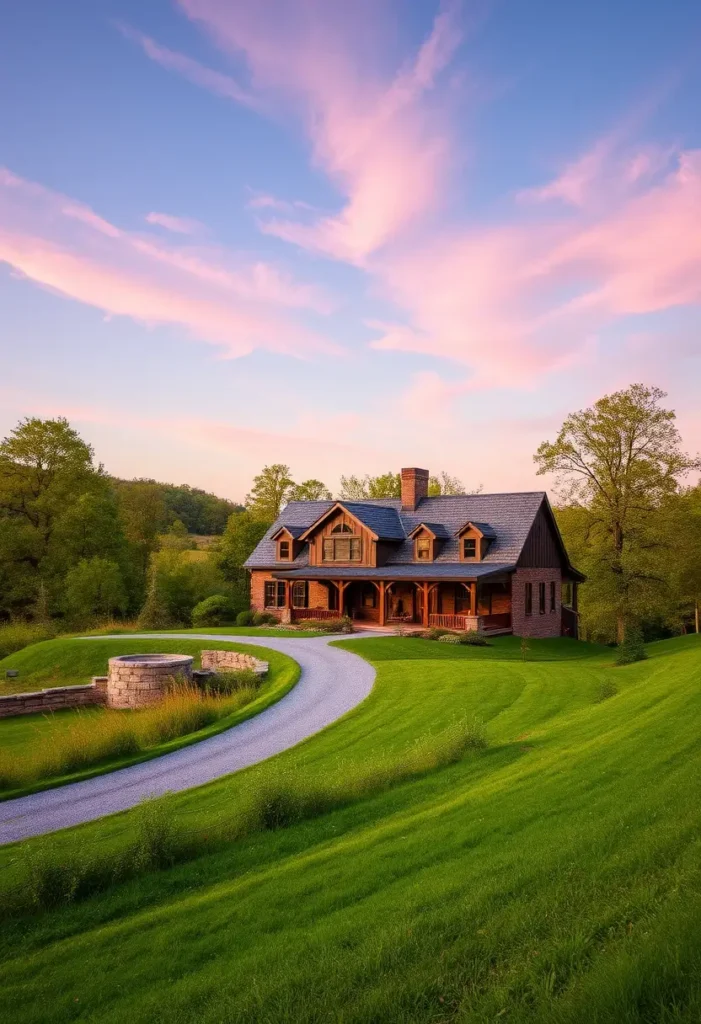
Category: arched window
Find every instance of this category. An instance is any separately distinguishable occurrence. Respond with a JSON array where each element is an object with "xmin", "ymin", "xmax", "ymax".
[{"xmin": 331, "ymin": 523, "xmax": 353, "ymax": 533}]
